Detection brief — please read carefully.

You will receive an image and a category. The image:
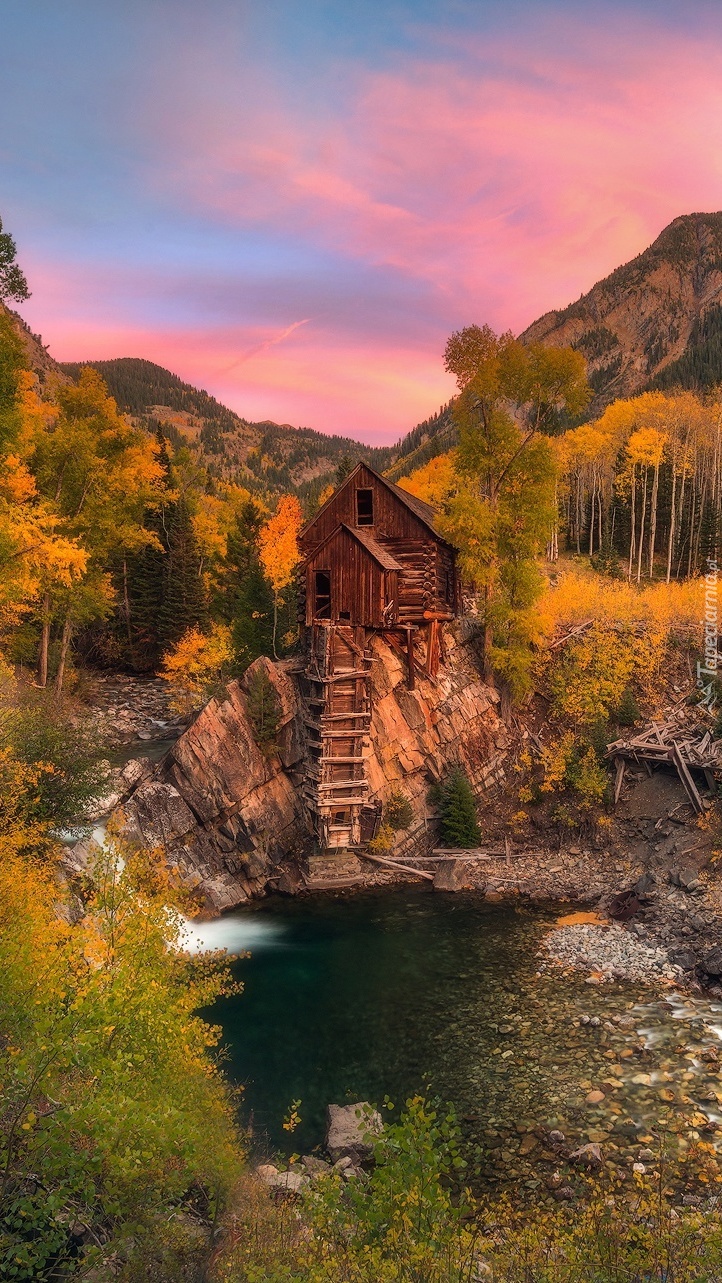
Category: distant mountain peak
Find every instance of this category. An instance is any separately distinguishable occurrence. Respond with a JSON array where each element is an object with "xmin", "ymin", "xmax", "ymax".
[{"xmin": 520, "ymin": 211, "xmax": 722, "ymax": 408}]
